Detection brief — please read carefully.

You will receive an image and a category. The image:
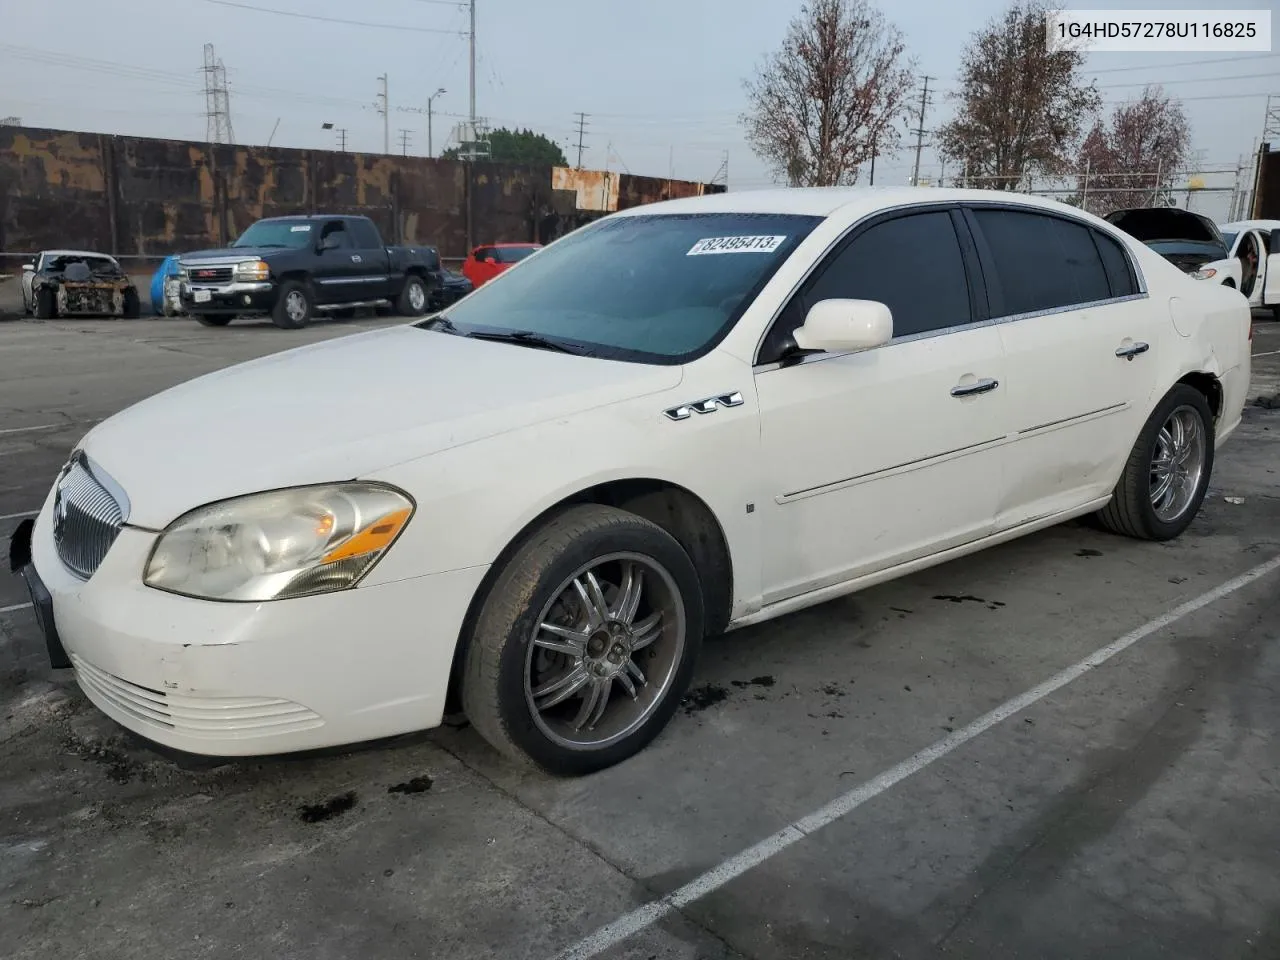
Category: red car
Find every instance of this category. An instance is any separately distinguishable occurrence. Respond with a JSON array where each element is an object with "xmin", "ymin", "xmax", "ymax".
[{"xmin": 462, "ymin": 242, "xmax": 542, "ymax": 288}]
